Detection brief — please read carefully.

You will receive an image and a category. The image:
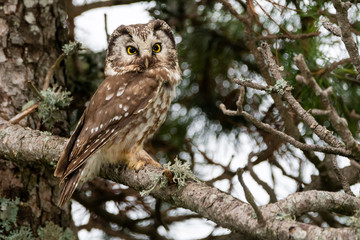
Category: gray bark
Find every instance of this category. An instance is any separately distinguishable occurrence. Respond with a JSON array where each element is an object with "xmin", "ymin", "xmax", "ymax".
[{"xmin": 0, "ymin": 0, "xmax": 74, "ymax": 236}]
